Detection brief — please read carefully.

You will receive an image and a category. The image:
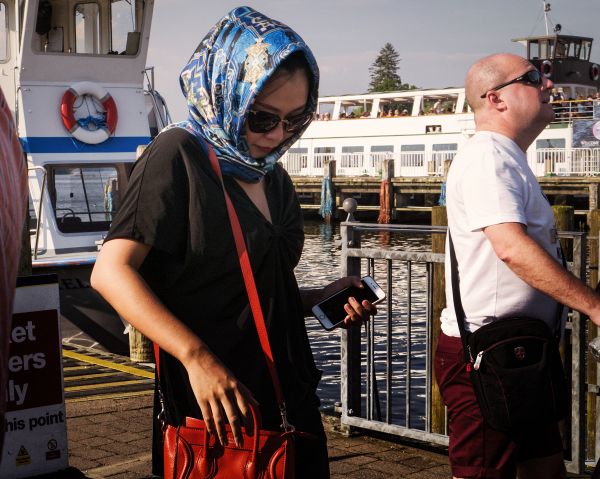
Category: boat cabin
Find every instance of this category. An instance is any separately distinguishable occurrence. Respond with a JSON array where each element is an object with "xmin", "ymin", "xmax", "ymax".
[
  {"xmin": 0, "ymin": 0, "xmax": 168, "ymax": 262},
  {"xmin": 513, "ymin": 33, "xmax": 600, "ymax": 98}
]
